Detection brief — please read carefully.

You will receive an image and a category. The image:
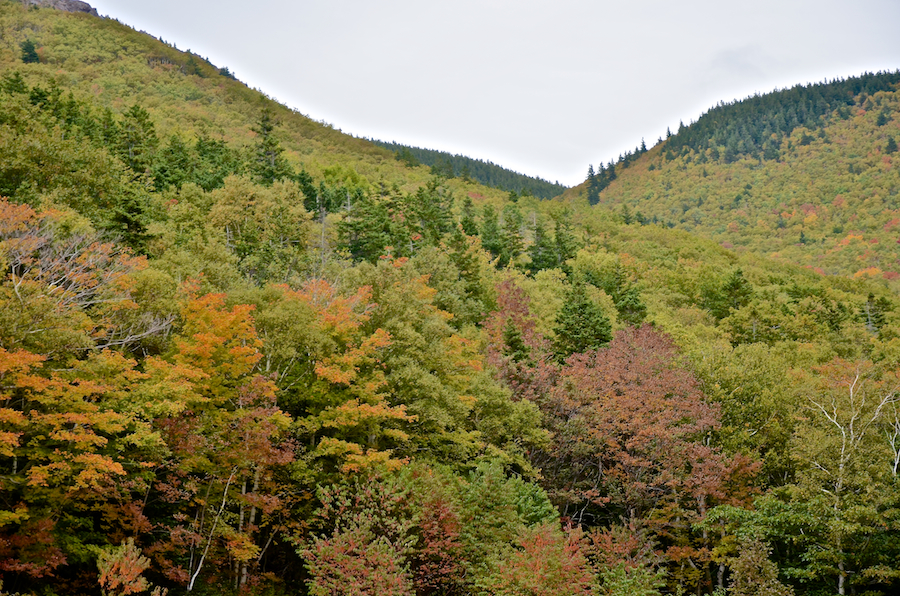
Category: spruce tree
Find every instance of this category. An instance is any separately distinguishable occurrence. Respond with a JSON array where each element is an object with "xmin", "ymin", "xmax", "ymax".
[
  {"xmin": 1, "ymin": 71, "xmax": 27, "ymax": 94},
  {"xmin": 500, "ymin": 204, "xmax": 524, "ymax": 267},
  {"xmin": 527, "ymin": 218, "xmax": 556, "ymax": 274},
  {"xmin": 502, "ymin": 317, "xmax": 530, "ymax": 364},
  {"xmin": 251, "ymin": 108, "xmax": 293, "ymax": 185},
  {"xmin": 553, "ymin": 281, "xmax": 612, "ymax": 360},
  {"xmin": 702, "ymin": 268, "xmax": 754, "ymax": 320},
  {"xmin": 118, "ymin": 104, "xmax": 158, "ymax": 174},
  {"xmin": 20, "ymin": 39, "xmax": 39, "ymax": 64},
  {"xmin": 480, "ymin": 205, "xmax": 503, "ymax": 260},
  {"xmin": 459, "ymin": 196, "xmax": 479, "ymax": 236},
  {"xmin": 886, "ymin": 136, "xmax": 897, "ymax": 154},
  {"xmin": 586, "ymin": 165, "xmax": 600, "ymax": 206},
  {"xmin": 552, "ymin": 212, "xmax": 578, "ymax": 268}
]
